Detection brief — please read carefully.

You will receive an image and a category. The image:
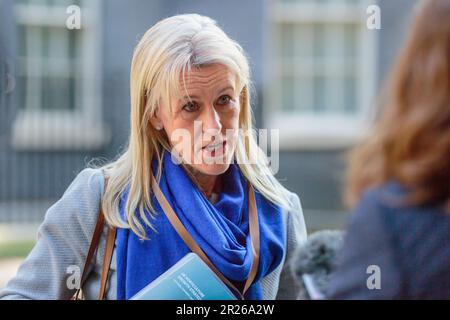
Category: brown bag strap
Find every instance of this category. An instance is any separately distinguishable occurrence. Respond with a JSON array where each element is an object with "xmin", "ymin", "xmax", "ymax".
[
  {"xmin": 74, "ymin": 175, "xmax": 116, "ymax": 300},
  {"xmin": 245, "ymin": 181, "xmax": 260, "ymax": 294},
  {"xmin": 73, "ymin": 208, "xmax": 105, "ymax": 300},
  {"xmin": 80, "ymin": 206, "xmax": 105, "ymax": 287},
  {"xmin": 151, "ymin": 173, "xmax": 260, "ymax": 300},
  {"xmin": 98, "ymin": 225, "xmax": 117, "ymax": 299}
]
